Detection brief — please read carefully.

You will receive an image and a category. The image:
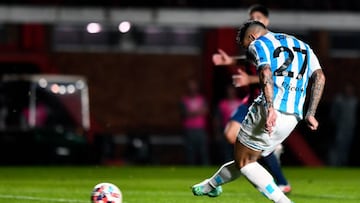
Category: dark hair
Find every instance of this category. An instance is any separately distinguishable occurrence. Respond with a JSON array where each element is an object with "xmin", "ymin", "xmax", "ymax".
[
  {"xmin": 248, "ymin": 4, "xmax": 269, "ymax": 17},
  {"xmin": 236, "ymin": 20, "xmax": 266, "ymax": 45}
]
